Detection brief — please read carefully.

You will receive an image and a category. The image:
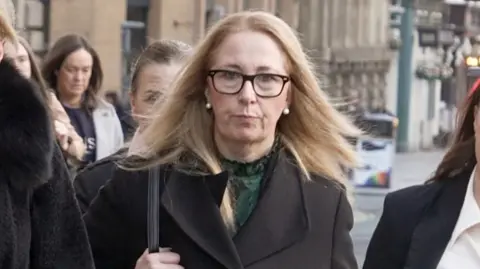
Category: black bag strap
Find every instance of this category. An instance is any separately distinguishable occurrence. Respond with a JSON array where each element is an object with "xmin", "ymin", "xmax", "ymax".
[{"xmin": 147, "ymin": 166, "xmax": 161, "ymax": 253}]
